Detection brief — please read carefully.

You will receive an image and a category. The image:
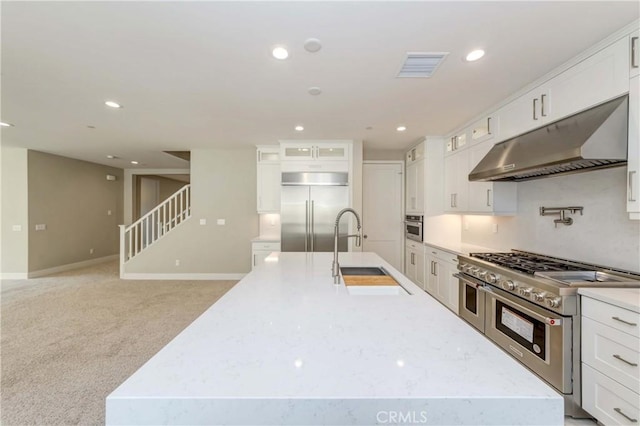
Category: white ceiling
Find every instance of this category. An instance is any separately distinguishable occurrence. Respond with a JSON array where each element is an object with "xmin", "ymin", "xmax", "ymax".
[{"xmin": 1, "ymin": 1, "xmax": 638, "ymax": 169}]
